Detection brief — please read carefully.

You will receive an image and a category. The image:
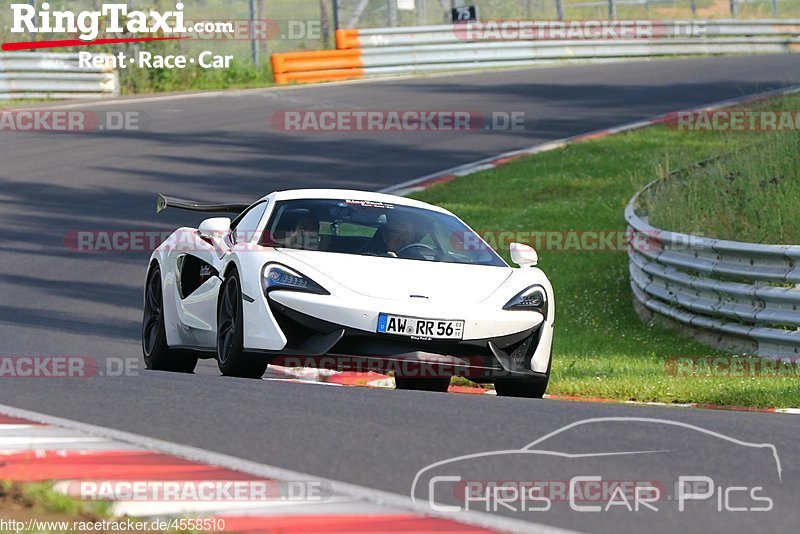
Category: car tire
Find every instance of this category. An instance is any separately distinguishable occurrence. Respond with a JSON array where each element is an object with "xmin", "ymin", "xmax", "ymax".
[
  {"xmin": 394, "ymin": 376, "xmax": 451, "ymax": 393},
  {"xmin": 142, "ymin": 265, "xmax": 198, "ymax": 373},
  {"xmin": 494, "ymin": 376, "xmax": 548, "ymax": 398},
  {"xmin": 494, "ymin": 349, "xmax": 551, "ymax": 399},
  {"xmin": 217, "ymin": 269, "xmax": 269, "ymax": 379}
]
